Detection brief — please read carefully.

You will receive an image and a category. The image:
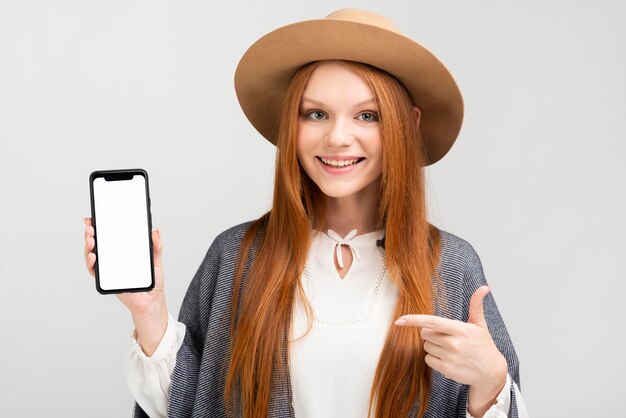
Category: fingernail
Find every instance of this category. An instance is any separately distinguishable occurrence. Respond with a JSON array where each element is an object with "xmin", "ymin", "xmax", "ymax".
[{"xmin": 395, "ymin": 318, "xmax": 407, "ymax": 326}]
